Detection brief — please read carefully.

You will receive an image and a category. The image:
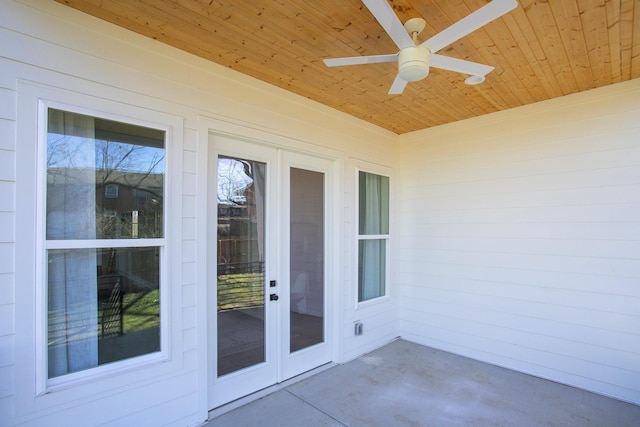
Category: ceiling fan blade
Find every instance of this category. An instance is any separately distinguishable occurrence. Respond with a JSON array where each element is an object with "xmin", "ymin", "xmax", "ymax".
[
  {"xmin": 423, "ymin": 0, "xmax": 518, "ymax": 54},
  {"xmin": 388, "ymin": 75, "xmax": 408, "ymax": 95},
  {"xmin": 430, "ymin": 54, "xmax": 494, "ymax": 77},
  {"xmin": 362, "ymin": 0, "xmax": 415, "ymax": 50},
  {"xmin": 323, "ymin": 54, "xmax": 397, "ymax": 67}
]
